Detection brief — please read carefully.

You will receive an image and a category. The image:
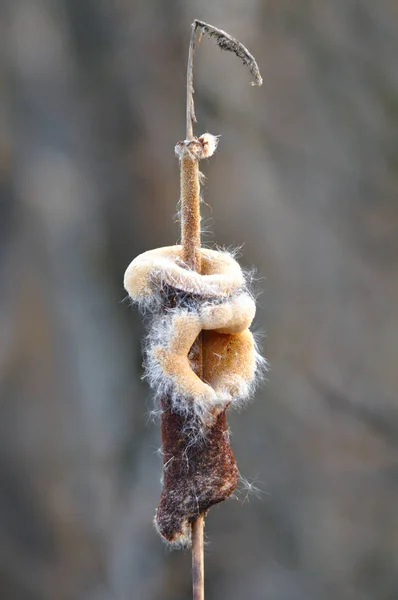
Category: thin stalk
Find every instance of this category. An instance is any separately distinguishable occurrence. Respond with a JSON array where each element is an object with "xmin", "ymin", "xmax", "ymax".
[
  {"xmin": 183, "ymin": 22, "xmax": 205, "ymax": 600},
  {"xmin": 192, "ymin": 514, "xmax": 205, "ymax": 600},
  {"xmin": 181, "ymin": 20, "xmax": 262, "ymax": 600},
  {"xmin": 186, "ymin": 22, "xmax": 197, "ymax": 142},
  {"xmin": 180, "ymin": 156, "xmax": 201, "ymax": 270}
]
